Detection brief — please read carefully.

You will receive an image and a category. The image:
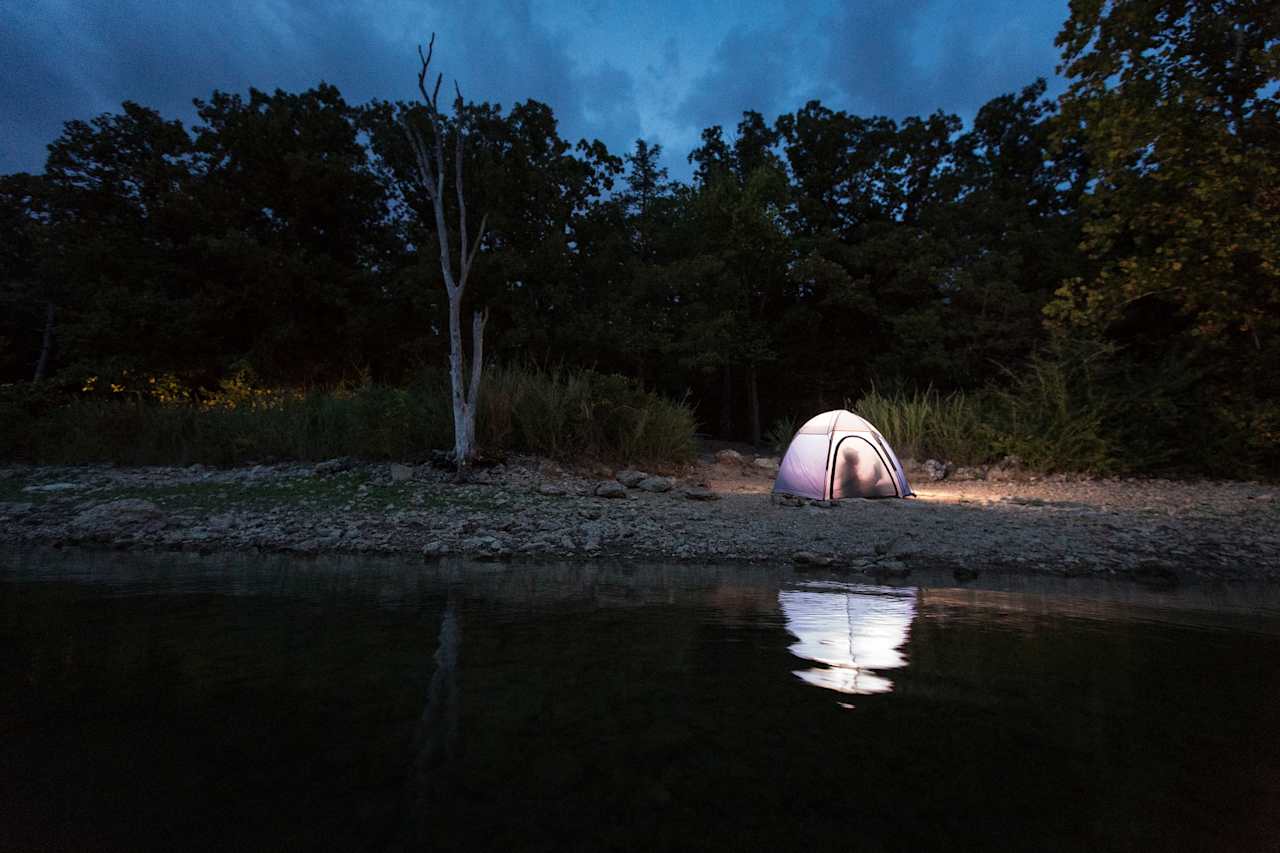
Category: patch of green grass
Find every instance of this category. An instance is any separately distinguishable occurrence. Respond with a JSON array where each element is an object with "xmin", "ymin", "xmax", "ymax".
[{"xmin": 87, "ymin": 472, "xmax": 508, "ymax": 515}]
